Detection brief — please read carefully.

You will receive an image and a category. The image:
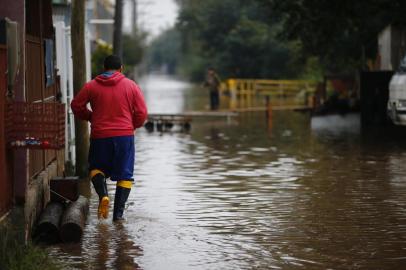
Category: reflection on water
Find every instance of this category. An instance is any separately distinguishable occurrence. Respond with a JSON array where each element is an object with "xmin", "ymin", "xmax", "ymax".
[{"xmin": 49, "ymin": 75, "xmax": 406, "ymax": 269}]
